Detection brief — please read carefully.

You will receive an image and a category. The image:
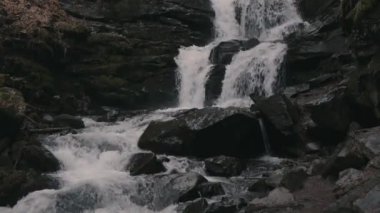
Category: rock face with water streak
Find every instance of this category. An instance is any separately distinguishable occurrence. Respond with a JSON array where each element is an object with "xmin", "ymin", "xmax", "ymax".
[{"xmin": 138, "ymin": 107, "xmax": 265, "ymax": 157}]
